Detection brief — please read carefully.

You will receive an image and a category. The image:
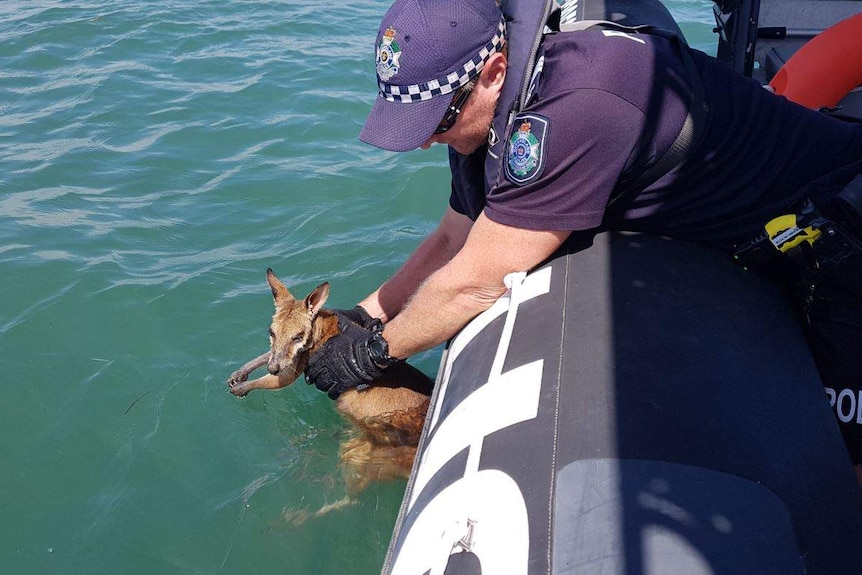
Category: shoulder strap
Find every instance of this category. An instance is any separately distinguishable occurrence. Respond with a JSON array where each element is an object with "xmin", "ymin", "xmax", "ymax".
[
  {"xmin": 611, "ymin": 39, "xmax": 707, "ymax": 207},
  {"xmin": 555, "ymin": 20, "xmax": 708, "ymax": 207},
  {"xmin": 558, "ymin": 19, "xmax": 655, "ymax": 35},
  {"xmin": 484, "ymin": 0, "xmax": 558, "ymax": 189}
]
